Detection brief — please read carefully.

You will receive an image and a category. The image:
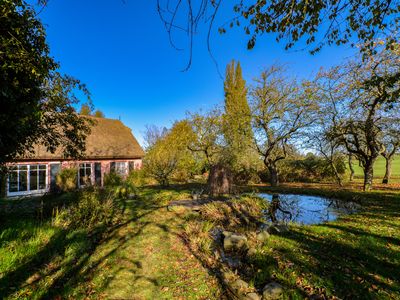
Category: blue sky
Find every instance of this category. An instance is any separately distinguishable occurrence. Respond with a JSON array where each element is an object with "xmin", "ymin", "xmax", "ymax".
[{"xmin": 36, "ymin": 0, "xmax": 356, "ymax": 146}]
